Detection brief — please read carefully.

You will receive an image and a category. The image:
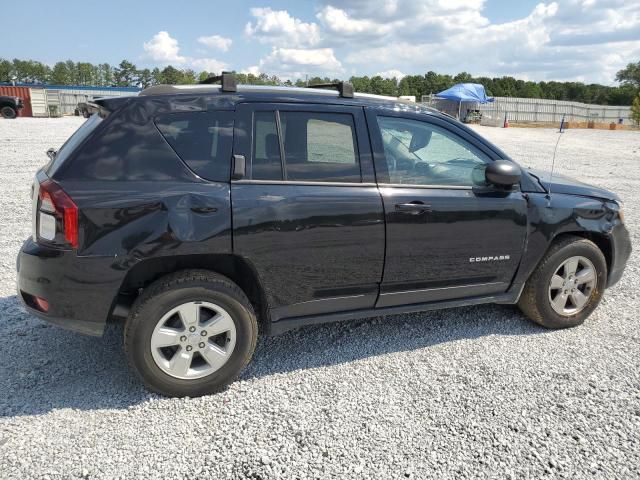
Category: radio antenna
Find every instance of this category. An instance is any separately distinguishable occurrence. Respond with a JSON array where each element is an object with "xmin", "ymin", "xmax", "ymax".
[{"xmin": 547, "ymin": 114, "xmax": 565, "ymax": 207}]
